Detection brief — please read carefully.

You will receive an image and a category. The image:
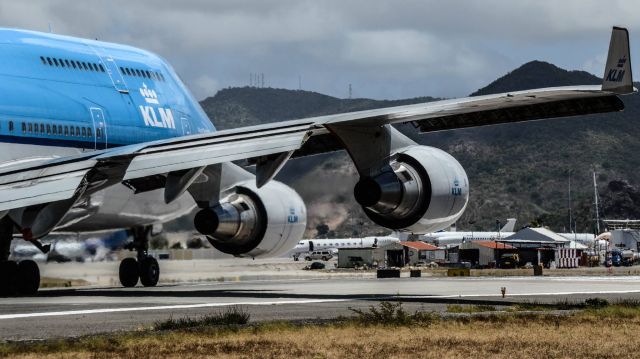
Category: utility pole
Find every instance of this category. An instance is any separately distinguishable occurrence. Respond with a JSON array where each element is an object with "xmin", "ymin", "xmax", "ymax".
[
  {"xmin": 593, "ymin": 170, "xmax": 601, "ymax": 234},
  {"xmin": 568, "ymin": 174, "xmax": 573, "ymax": 233}
]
